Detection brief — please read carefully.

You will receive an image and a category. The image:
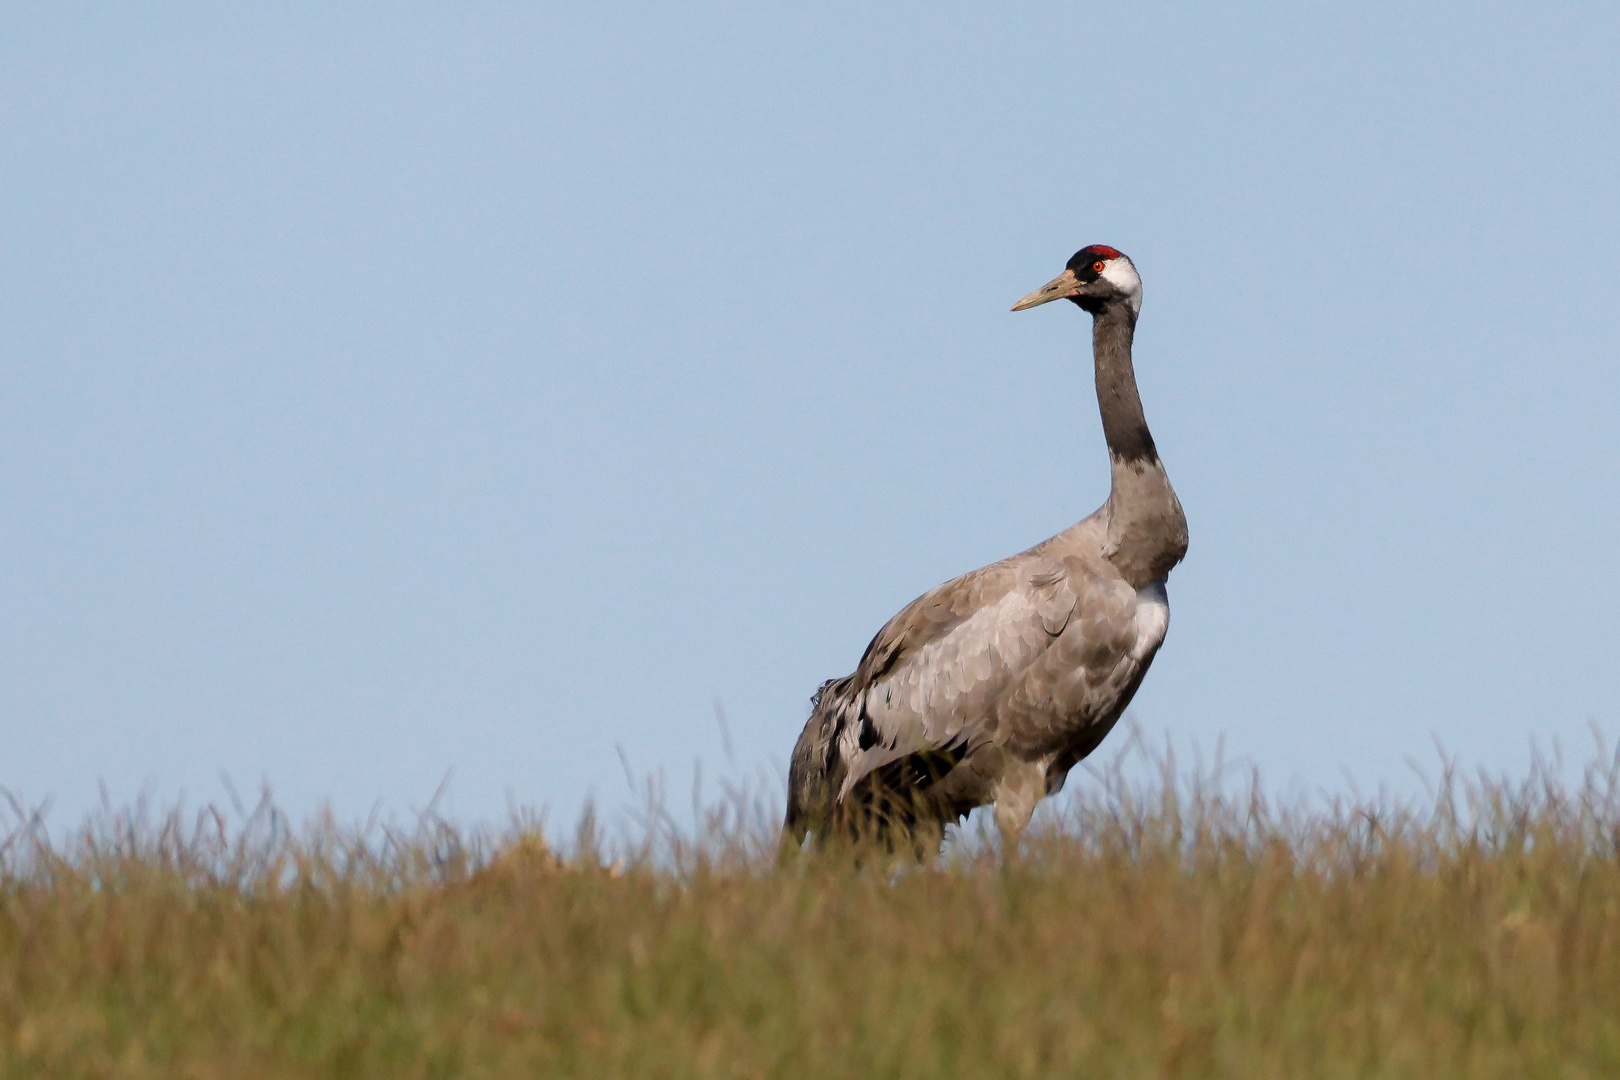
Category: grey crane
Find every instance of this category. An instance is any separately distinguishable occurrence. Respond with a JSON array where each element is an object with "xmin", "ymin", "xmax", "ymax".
[{"xmin": 784, "ymin": 245, "xmax": 1188, "ymax": 852}]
